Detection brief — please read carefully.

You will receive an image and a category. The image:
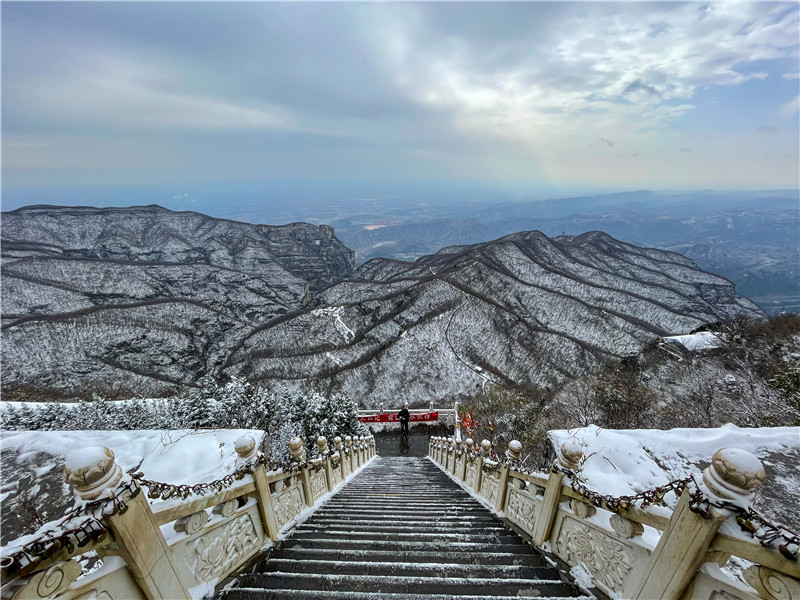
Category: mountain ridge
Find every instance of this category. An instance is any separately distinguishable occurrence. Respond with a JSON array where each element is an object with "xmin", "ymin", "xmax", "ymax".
[{"xmin": 1, "ymin": 205, "xmax": 764, "ymax": 403}]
